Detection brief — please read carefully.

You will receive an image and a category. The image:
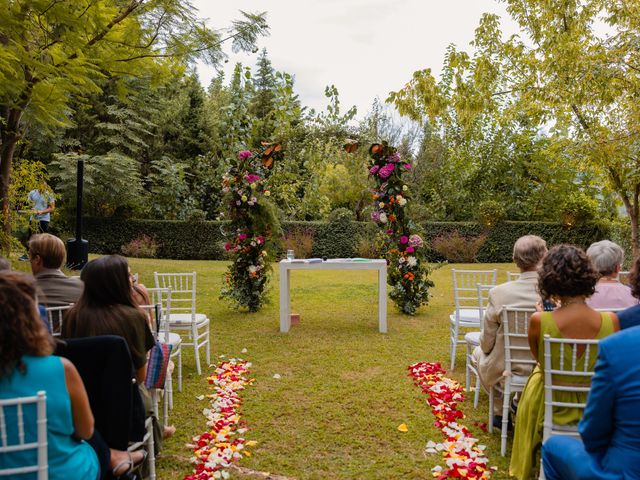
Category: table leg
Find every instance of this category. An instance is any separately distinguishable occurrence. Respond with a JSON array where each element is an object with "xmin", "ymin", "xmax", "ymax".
[
  {"xmin": 280, "ymin": 265, "xmax": 291, "ymax": 332},
  {"xmin": 379, "ymin": 265, "xmax": 387, "ymax": 333}
]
